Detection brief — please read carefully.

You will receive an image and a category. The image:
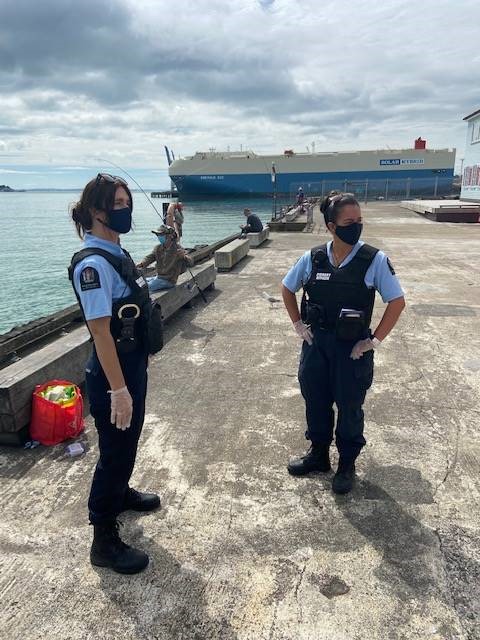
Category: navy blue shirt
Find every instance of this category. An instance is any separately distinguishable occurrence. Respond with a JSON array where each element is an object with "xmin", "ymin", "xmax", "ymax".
[{"xmin": 246, "ymin": 214, "xmax": 263, "ymax": 232}]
